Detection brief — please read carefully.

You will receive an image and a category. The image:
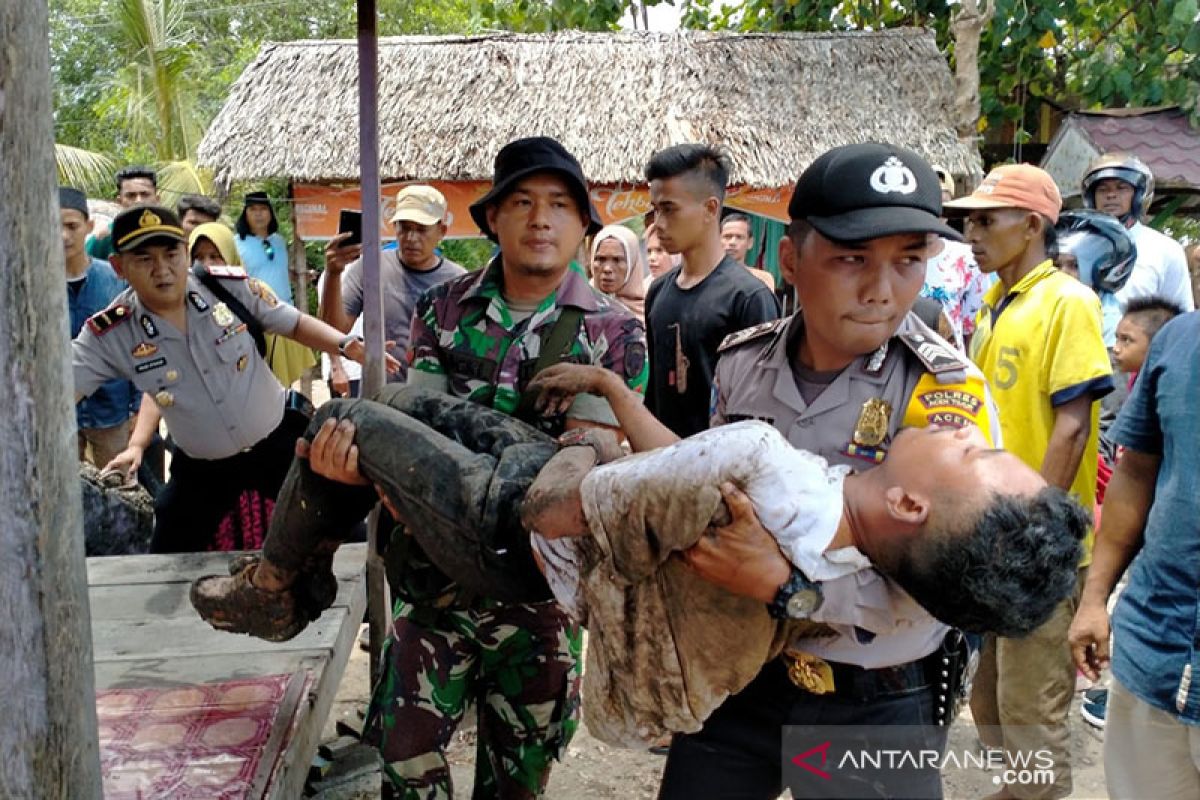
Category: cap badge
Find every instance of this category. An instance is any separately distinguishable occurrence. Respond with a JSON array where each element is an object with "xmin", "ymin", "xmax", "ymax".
[
  {"xmin": 139, "ymin": 209, "xmax": 162, "ymax": 228},
  {"xmin": 869, "ymin": 157, "xmax": 917, "ymax": 196}
]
